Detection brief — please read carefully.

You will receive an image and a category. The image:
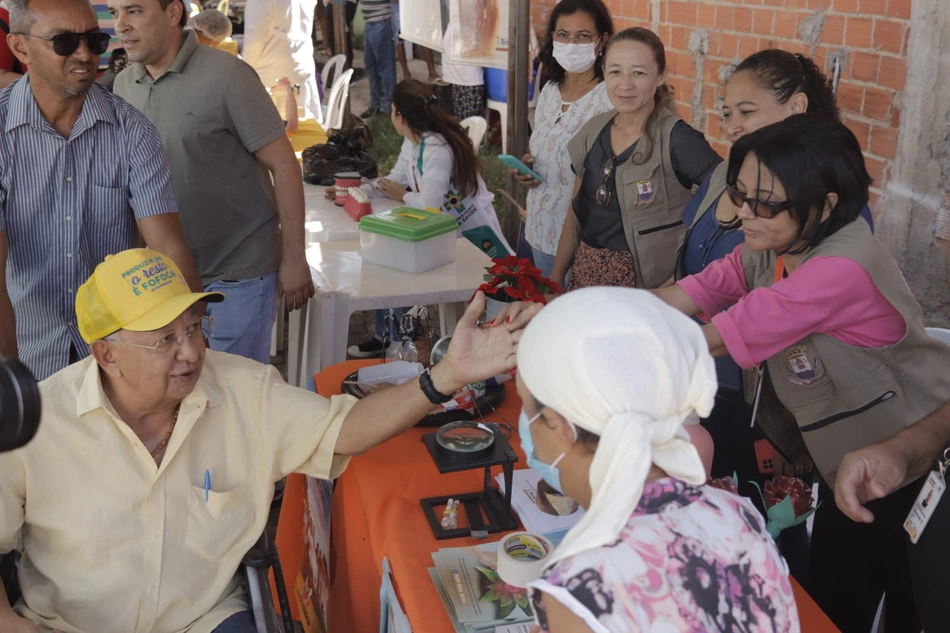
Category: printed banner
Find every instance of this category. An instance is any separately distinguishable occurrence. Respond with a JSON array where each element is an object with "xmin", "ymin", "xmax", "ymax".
[
  {"xmin": 296, "ymin": 478, "xmax": 334, "ymax": 633},
  {"xmin": 398, "ymin": 0, "xmax": 444, "ymax": 50}
]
